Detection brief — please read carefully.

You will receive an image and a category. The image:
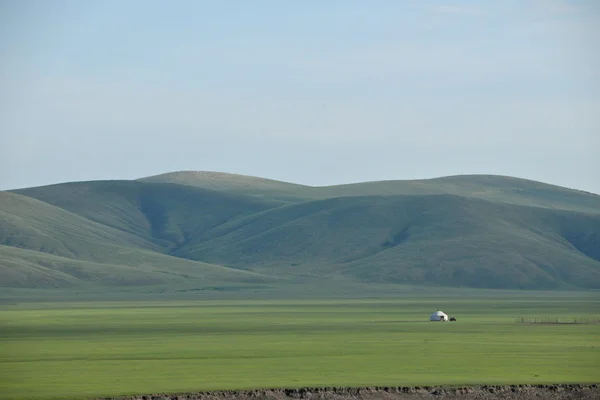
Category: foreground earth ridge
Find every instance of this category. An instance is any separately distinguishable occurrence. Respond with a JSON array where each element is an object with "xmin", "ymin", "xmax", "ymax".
[{"xmin": 98, "ymin": 384, "xmax": 600, "ymax": 400}]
